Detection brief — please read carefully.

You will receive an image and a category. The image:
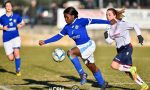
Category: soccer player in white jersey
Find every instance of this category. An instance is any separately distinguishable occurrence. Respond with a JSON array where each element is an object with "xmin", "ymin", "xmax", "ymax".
[
  {"xmin": 39, "ymin": 7, "xmax": 112, "ymax": 89},
  {"xmin": 104, "ymin": 8, "xmax": 149, "ymax": 90},
  {"xmin": 0, "ymin": 1, "xmax": 25, "ymax": 76}
]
